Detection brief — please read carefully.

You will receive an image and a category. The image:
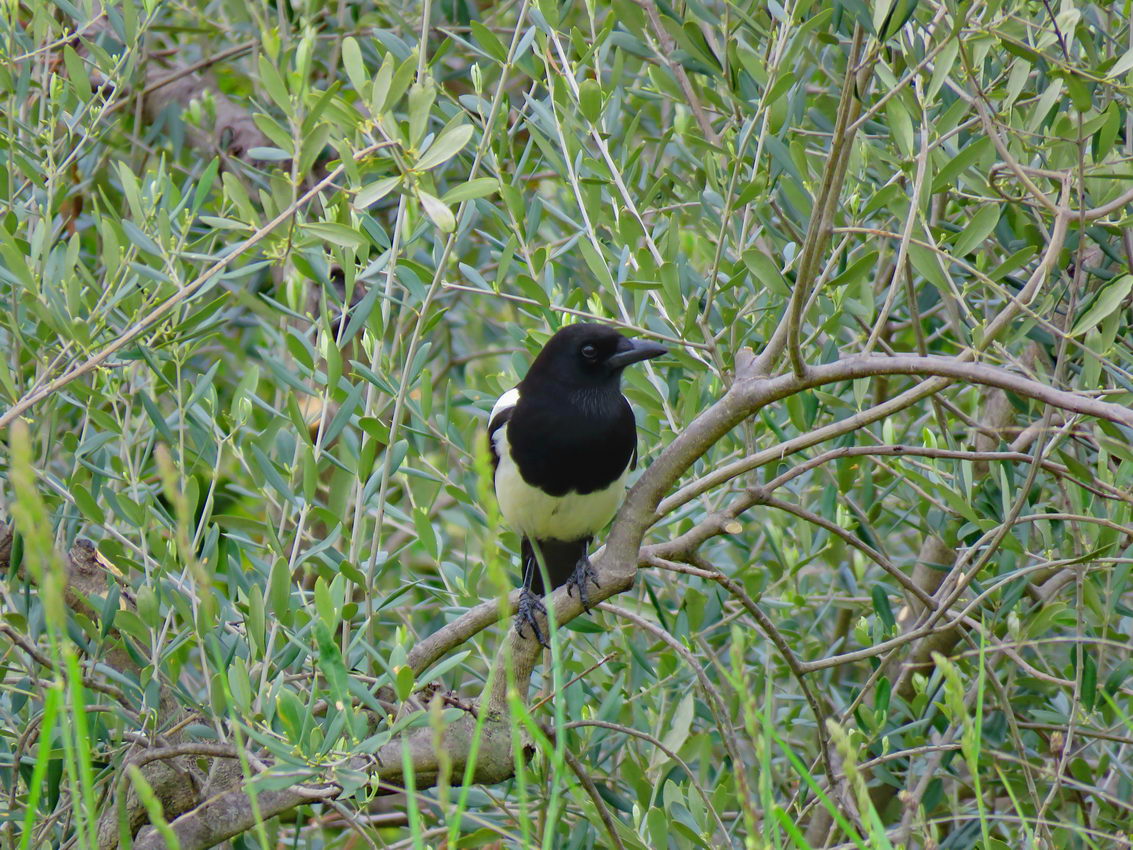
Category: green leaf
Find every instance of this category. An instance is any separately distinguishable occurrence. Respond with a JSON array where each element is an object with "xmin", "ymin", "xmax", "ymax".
[
  {"xmin": 442, "ymin": 177, "xmax": 498, "ymax": 204},
  {"xmin": 341, "ymin": 37, "xmax": 368, "ymax": 97},
  {"xmin": 871, "ymin": 585, "xmax": 896, "ymax": 631},
  {"xmin": 1027, "ymin": 79, "xmax": 1064, "ymax": 132},
  {"xmin": 269, "ymin": 557, "xmax": 292, "ymax": 625},
  {"xmin": 370, "ymin": 53, "xmax": 395, "ymax": 114},
  {"xmin": 829, "ymin": 250, "xmax": 878, "ymax": 289},
  {"xmin": 932, "ymin": 137, "xmax": 991, "ymax": 192},
  {"xmin": 1070, "ymin": 275, "xmax": 1132, "ymax": 337},
  {"xmin": 1107, "ymin": 45, "xmax": 1133, "ymax": 78},
  {"xmin": 928, "ymin": 38, "xmax": 959, "ymax": 100},
  {"xmin": 578, "ymin": 79, "xmax": 603, "ymax": 123},
  {"xmin": 303, "ymin": 222, "xmax": 369, "ymax": 251},
  {"xmin": 952, "ymin": 205, "xmax": 1000, "ymax": 257},
  {"xmin": 886, "ymin": 99, "xmax": 914, "ymax": 158},
  {"xmin": 314, "ymin": 576, "xmax": 338, "ymax": 630},
  {"xmin": 647, "ymin": 807, "xmax": 670, "ymax": 849},
  {"xmin": 276, "ymin": 689, "xmax": 309, "ymax": 745},
  {"xmin": 470, "ymin": 21, "xmax": 509, "ymax": 63},
  {"xmin": 579, "ymin": 239, "xmax": 615, "ymax": 289},
  {"xmin": 257, "ymin": 55, "xmax": 291, "ymax": 113},
  {"xmin": 743, "ymin": 250, "xmax": 790, "ymax": 296},
  {"xmin": 252, "ymin": 445, "xmax": 295, "ymax": 503},
  {"xmin": 71, "ymin": 483, "xmax": 105, "ymax": 525},
  {"xmin": 62, "ymin": 45, "xmax": 90, "ymax": 96},
  {"xmin": 246, "ymin": 584, "xmax": 266, "ymax": 655},
  {"xmin": 417, "ymin": 189, "xmax": 455, "ymax": 232},
  {"xmin": 324, "ymin": 381, "xmax": 364, "ymax": 444},
  {"xmin": 417, "ymin": 123, "xmax": 474, "ymax": 171},
  {"xmin": 765, "ymin": 71, "xmax": 796, "ymax": 106},
  {"xmin": 353, "ymin": 176, "xmax": 401, "ymax": 210},
  {"xmin": 999, "ymin": 37, "xmax": 1042, "ymax": 65},
  {"xmin": 315, "ymin": 620, "xmax": 351, "ymax": 711},
  {"xmin": 413, "ymin": 506, "xmax": 438, "ymax": 559},
  {"xmin": 908, "ymin": 243, "xmax": 949, "ymax": 293},
  {"xmin": 407, "ymin": 80, "xmax": 436, "ymax": 146},
  {"xmin": 1081, "ymin": 650, "xmax": 1097, "ymax": 711},
  {"xmin": 876, "ymin": 0, "xmax": 919, "ymax": 41},
  {"xmin": 395, "ymin": 664, "xmax": 415, "ymax": 701},
  {"xmin": 228, "ymin": 657, "xmax": 253, "ymax": 712},
  {"xmin": 652, "ymin": 691, "xmax": 694, "ymax": 769}
]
